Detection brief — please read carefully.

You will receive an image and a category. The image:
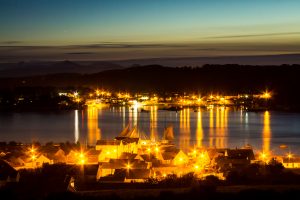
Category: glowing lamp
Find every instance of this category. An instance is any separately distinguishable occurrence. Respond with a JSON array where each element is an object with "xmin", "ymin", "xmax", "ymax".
[
  {"xmin": 126, "ymin": 164, "xmax": 131, "ymax": 170},
  {"xmin": 31, "ymin": 155, "xmax": 37, "ymax": 160}
]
